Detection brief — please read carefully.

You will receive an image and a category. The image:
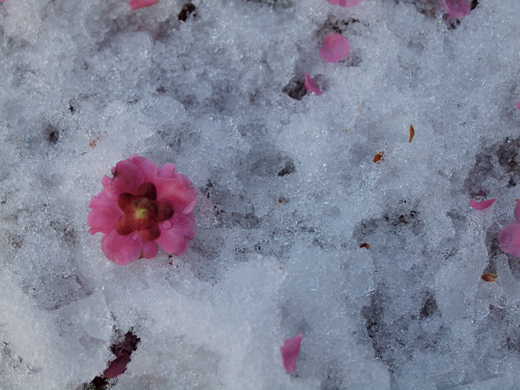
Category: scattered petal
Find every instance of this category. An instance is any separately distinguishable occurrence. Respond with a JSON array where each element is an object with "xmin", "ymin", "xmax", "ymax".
[
  {"xmin": 129, "ymin": 0, "xmax": 157, "ymax": 11},
  {"xmin": 481, "ymin": 273, "xmax": 498, "ymax": 283},
  {"xmin": 104, "ymin": 353, "xmax": 131, "ymax": 379},
  {"xmin": 469, "ymin": 198, "xmax": 497, "ymax": 210},
  {"xmin": 441, "ymin": 0, "xmax": 471, "ymax": 19},
  {"xmin": 408, "ymin": 124, "xmax": 415, "ymax": 142},
  {"xmin": 304, "ymin": 73, "xmax": 323, "ymax": 96},
  {"xmin": 326, "ymin": 0, "xmax": 362, "ymax": 7},
  {"xmin": 281, "ymin": 333, "xmax": 303, "ymax": 374},
  {"xmin": 320, "ymin": 33, "xmax": 350, "ymax": 64},
  {"xmin": 498, "ymin": 223, "xmax": 520, "ymax": 258}
]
